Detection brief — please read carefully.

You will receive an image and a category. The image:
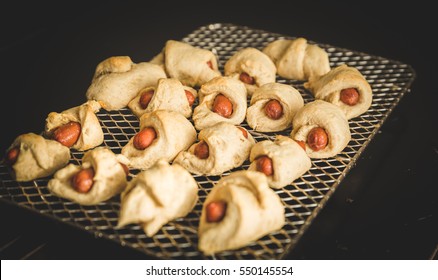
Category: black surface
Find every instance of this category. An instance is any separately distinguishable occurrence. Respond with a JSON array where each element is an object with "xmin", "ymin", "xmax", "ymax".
[{"xmin": 1, "ymin": 1, "xmax": 437, "ymax": 259}]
